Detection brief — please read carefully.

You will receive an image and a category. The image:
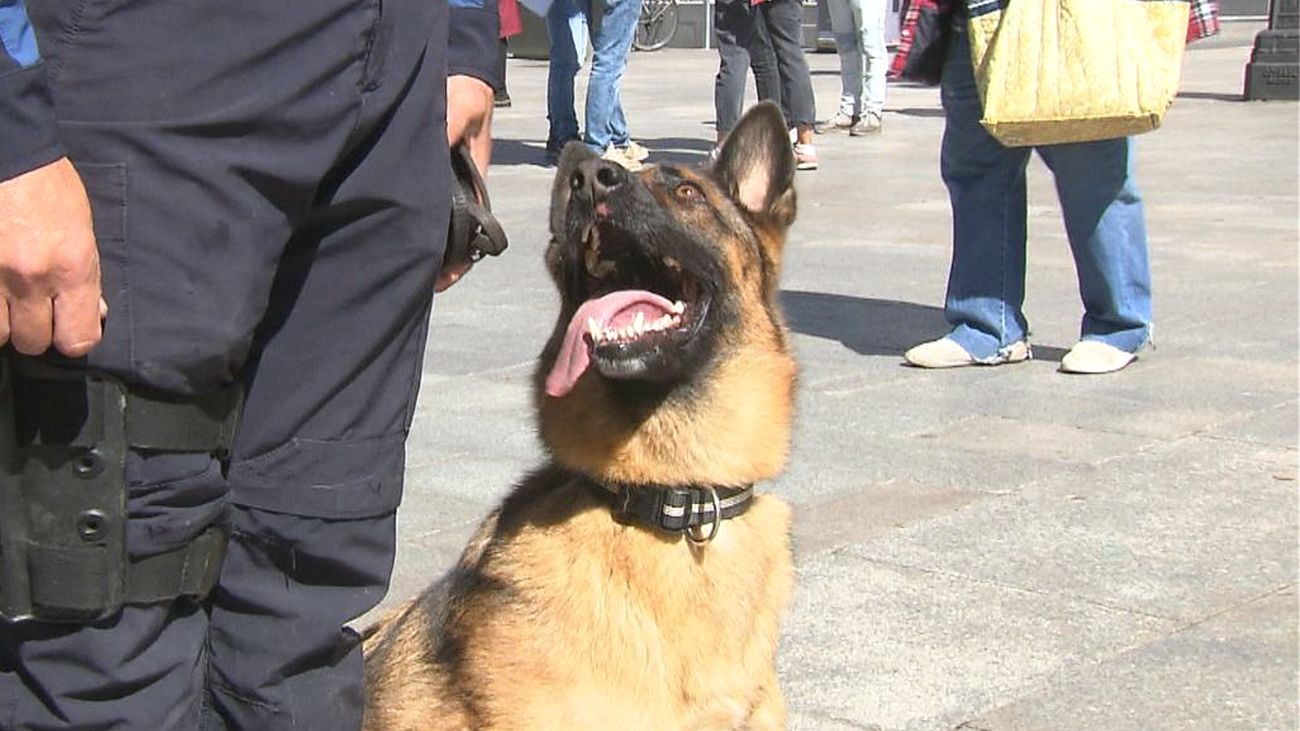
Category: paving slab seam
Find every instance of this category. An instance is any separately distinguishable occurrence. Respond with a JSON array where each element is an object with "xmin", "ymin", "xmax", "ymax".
[
  {"xmin": 1071, "ymin": 430, "xmax": 1229, "ymax": 470},
  {"xmin": 433, "ymin": 360, "xmax": 537, "ymax": 380},
  {"xmin": 793, "ymin": 709, "xmax": 885, "ymax": 730},
  {"xmin": 943, "ymin": 584, "xmax": 1299, "ymax": 731},
  {"xmin": 1153, "ymin": 582, "xmax": 1298, "ymax": 639},
  {"xmin": 898, "ymin": 418, "xmax": 1165, "ymax": 469},
  {"xmin": 409, "ymin": 519, "xmax": 484, "ymax": 543},
  {"xmin": 824, "ymin": 550, "xmax": 1188, "ymax": 625}
]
